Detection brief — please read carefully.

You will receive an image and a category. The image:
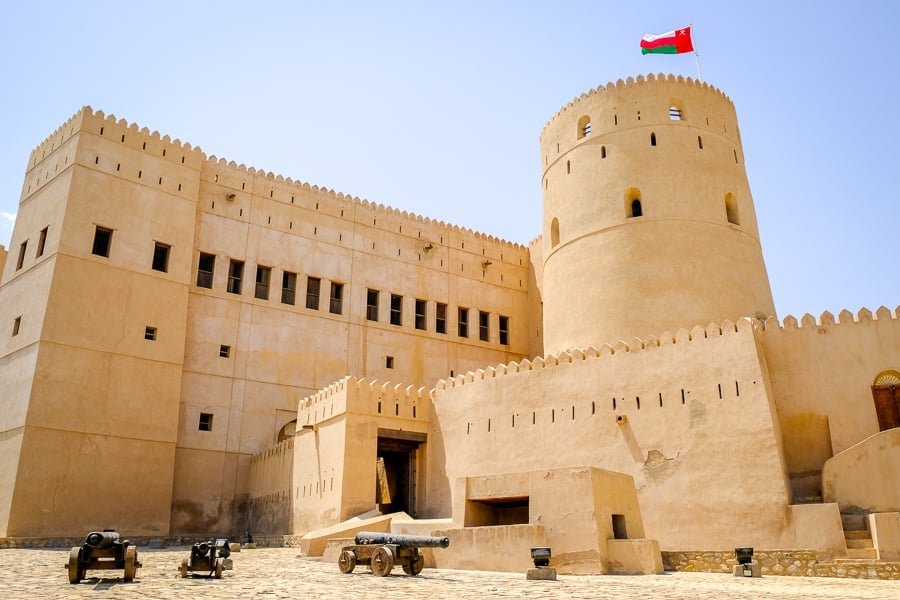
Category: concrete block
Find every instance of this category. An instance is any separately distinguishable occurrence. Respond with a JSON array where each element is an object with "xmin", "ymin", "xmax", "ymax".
[
  {"xmin": 526, "ymin": 567, "xmax": 557, "ymax": 581},
  {"xmin": 732, "ymin": 562, "xmax": 761, "ymax": 577}
]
